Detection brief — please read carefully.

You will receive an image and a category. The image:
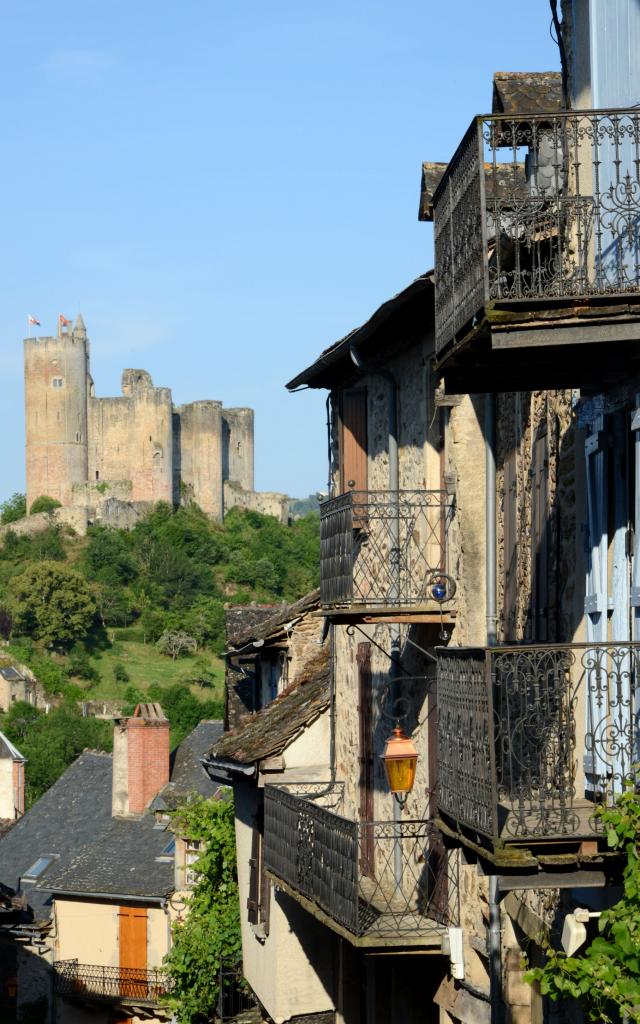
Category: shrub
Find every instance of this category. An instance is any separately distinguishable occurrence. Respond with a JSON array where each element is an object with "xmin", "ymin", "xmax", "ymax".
[
  {"xmin": 0, "ymin": 492, "xmax": 26, "ymax": 525},
  {"xmin": 29, "ymin": 495, "xmax": 62, "ymax": 515},
  {"xmin": 113, "ymin": 662, "xmax": 130, "ymax": 684}
]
